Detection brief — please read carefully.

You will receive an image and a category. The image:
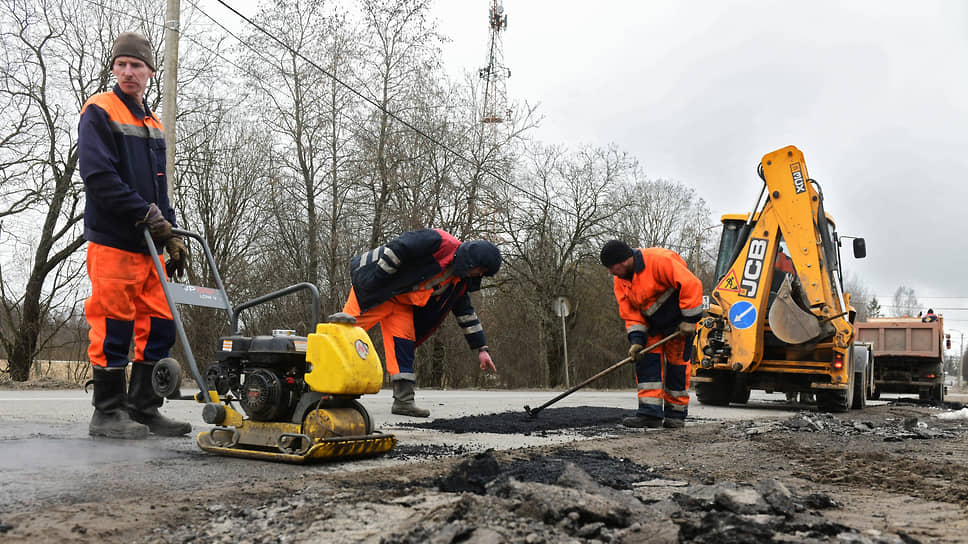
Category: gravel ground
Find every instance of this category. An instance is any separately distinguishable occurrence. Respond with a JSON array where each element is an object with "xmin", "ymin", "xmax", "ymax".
[{"xmin": 3, "ymin": 399, "xmax": 968, "ymax": 543}]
